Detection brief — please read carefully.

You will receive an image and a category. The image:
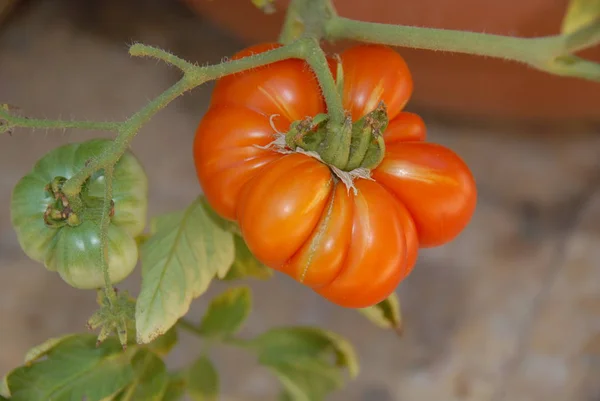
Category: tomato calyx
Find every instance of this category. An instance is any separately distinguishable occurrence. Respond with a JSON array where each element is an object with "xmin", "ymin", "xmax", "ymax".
[
  {"xmin": 282, "ymin": 102, "xmax": 389, "ymax": 173},
  {"xmin": 43, "ymin": 176, "xmax": 115, "ymax": 229},
  {"xmin": 87, "ymin": 288, "xmax": 136, "ymax": 349},
  {"xmin": 346, "ymin": 102, "xmax": 388, "ymax": 171}
]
